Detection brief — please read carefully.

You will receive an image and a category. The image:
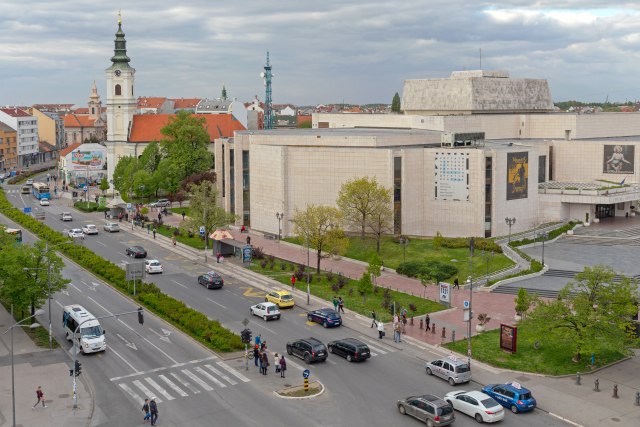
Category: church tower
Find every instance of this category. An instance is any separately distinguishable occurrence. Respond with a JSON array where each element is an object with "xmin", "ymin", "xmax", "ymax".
[
  {"xmin": 88, "ymin": 80, "xmax": 102, "ymax": 120},
  {"xmin": 105, "ymin": 12, "xmax": 136, "ymax": 182}
]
